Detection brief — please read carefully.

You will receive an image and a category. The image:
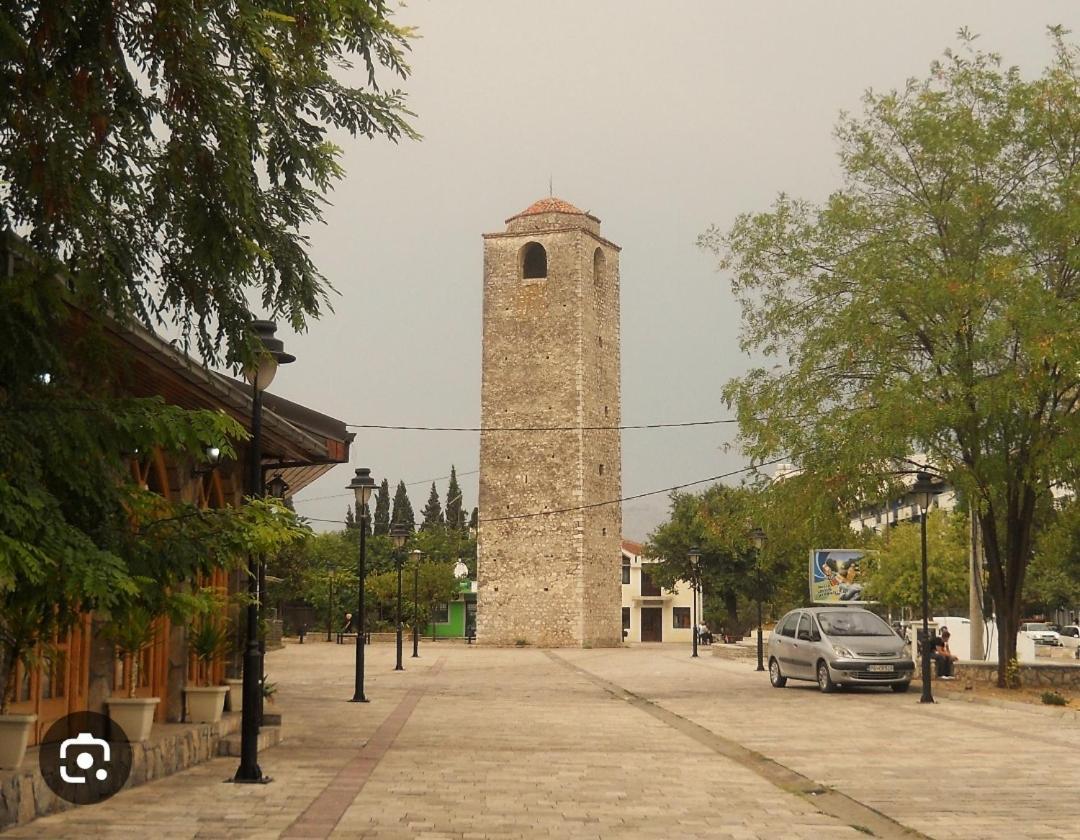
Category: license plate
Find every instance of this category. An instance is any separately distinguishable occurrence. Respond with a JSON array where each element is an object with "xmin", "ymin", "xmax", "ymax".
[{"xmin": 867, "ymin": 664, "xmax": 894, "ymax": 672}]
